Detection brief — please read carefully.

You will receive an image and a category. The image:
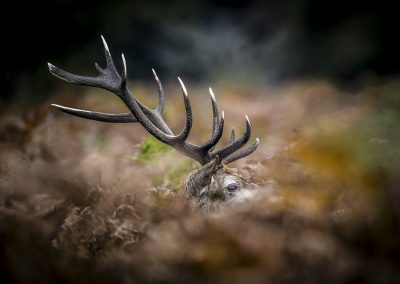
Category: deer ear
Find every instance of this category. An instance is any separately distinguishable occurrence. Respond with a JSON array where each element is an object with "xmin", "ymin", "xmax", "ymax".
[
  {"xmin": 196, "ymin": 156, "xmax": 220, "ymax": 185},
  {"xmin": 204, "ymin": 155, "xmax": 220, "ymax": 171},
  {"xmin": 185, "ymin": 156, "xmax": 220, "ymax": 198}
]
